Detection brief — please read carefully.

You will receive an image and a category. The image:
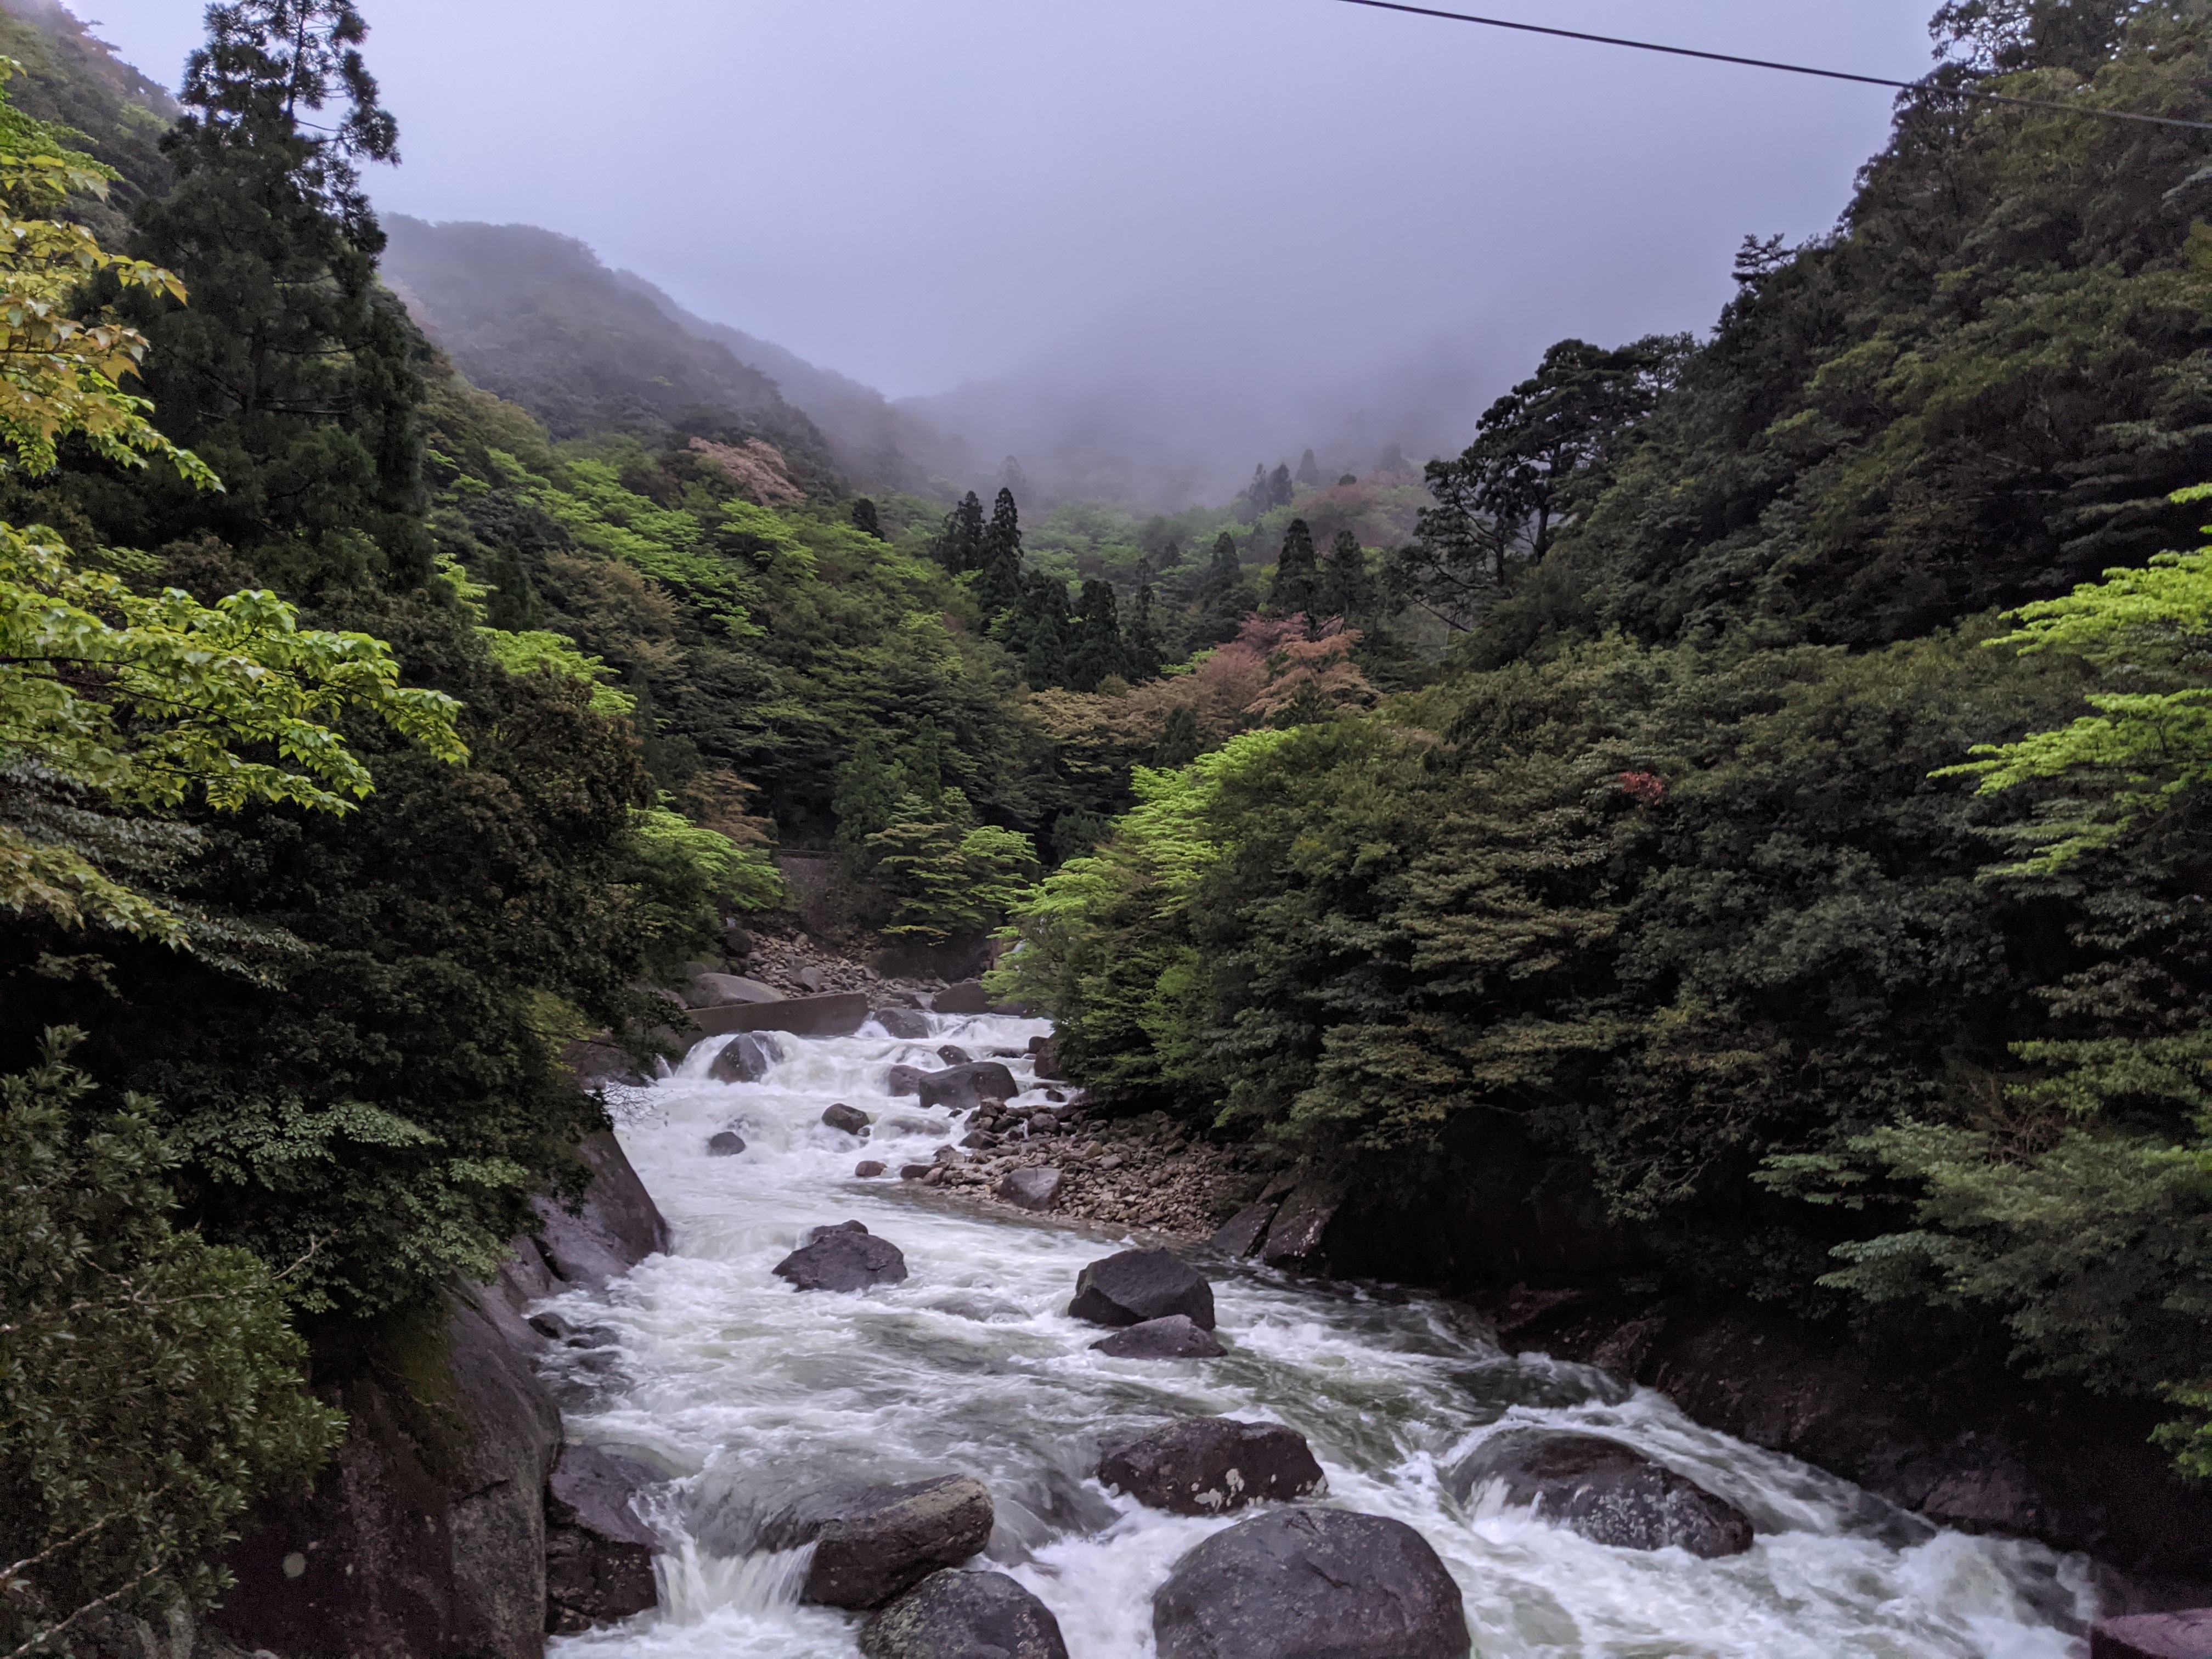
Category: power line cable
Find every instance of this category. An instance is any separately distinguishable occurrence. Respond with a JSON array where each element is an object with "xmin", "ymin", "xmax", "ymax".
[{"xmin": 1330, "ymin": 0, "xmax": 2212, "ymax": 133}]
